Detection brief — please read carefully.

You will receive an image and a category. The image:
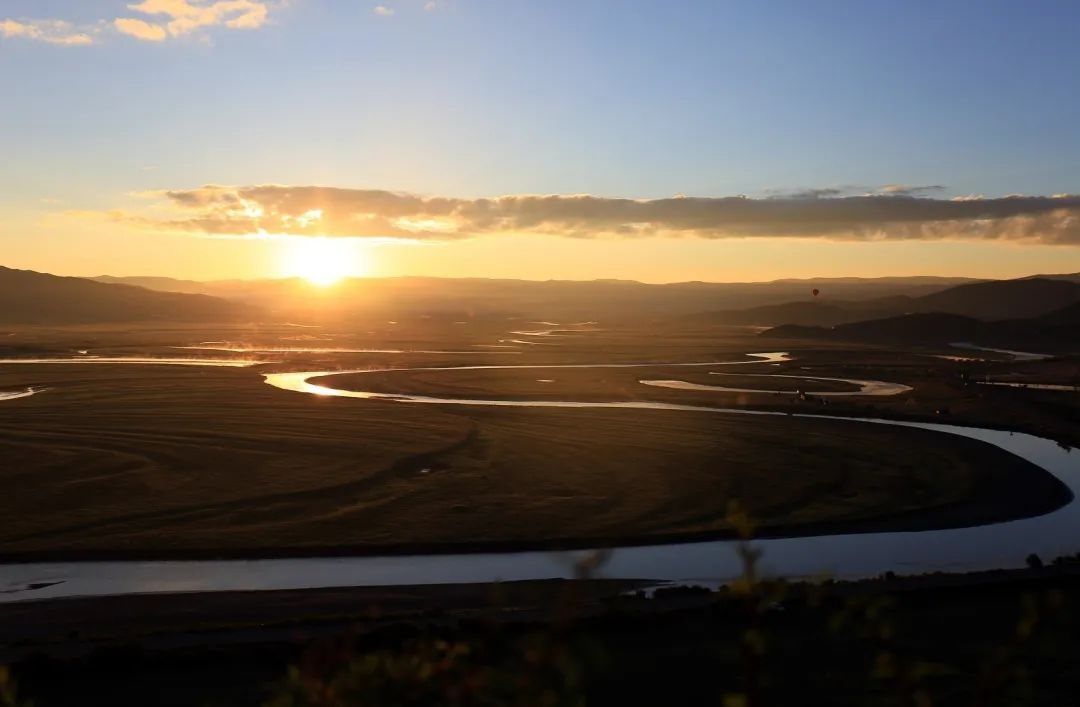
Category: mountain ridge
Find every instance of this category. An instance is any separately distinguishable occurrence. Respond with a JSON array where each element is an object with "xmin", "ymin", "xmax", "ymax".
[
  {"xmin": 715, "ymin": 278, "xmax": 1080, "ymax": 327},
  {"xmin": 0, "ymin": 266, "xmax": 257, "ymax": 325}
]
